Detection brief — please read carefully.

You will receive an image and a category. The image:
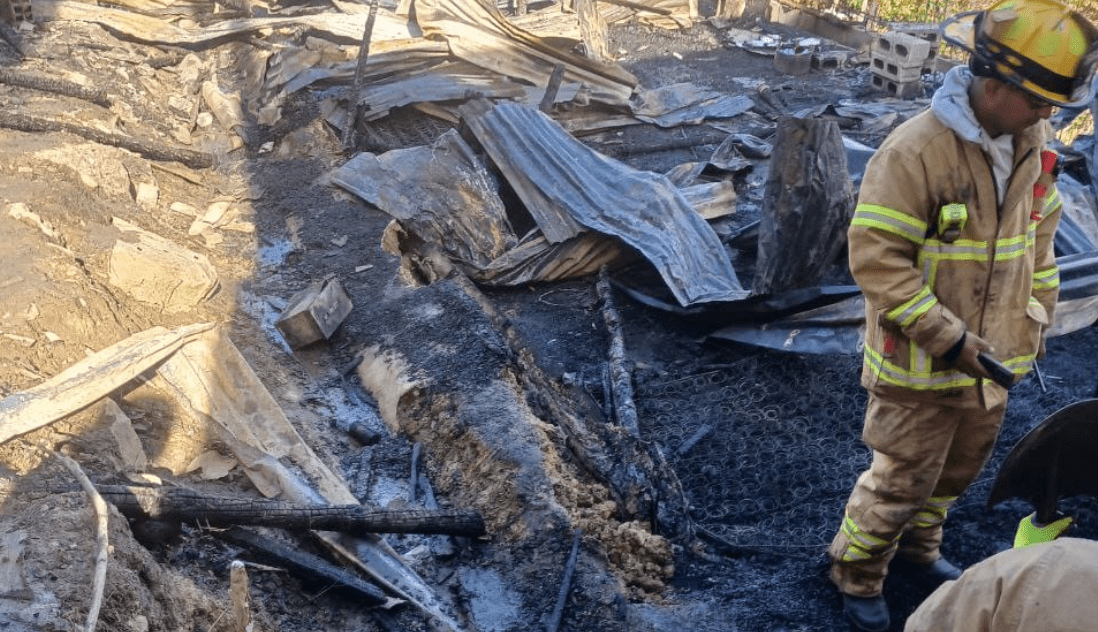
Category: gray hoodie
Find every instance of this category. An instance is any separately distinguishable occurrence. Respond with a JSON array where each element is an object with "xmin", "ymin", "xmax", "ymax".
[{"xmin": 931, "ymin": 65, "xmax": 1015, "ymax": 203}]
